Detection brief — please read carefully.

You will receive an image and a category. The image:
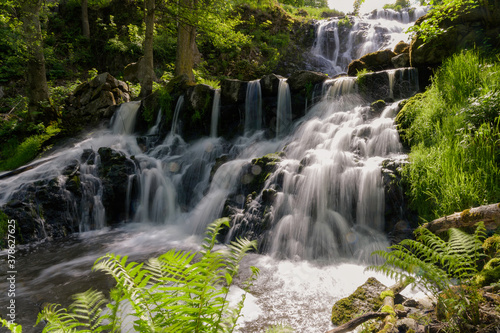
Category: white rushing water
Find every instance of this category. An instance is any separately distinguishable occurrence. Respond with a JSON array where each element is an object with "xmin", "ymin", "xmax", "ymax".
[
  {"xmin": 310, "ymin": 6, "xmax": 428, "ymax": 76},
  {"xmin": 0, "ymin": 8, "xmax": 427, "ymax": 333}
]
